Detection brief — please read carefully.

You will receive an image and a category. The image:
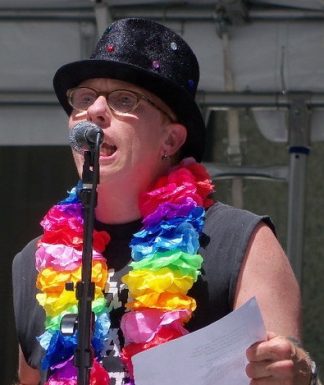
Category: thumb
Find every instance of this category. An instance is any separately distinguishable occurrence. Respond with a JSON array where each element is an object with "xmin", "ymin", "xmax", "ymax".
[{"xmin": 266, "ymin": 331, "xmax": 277, "ymax": 340}]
